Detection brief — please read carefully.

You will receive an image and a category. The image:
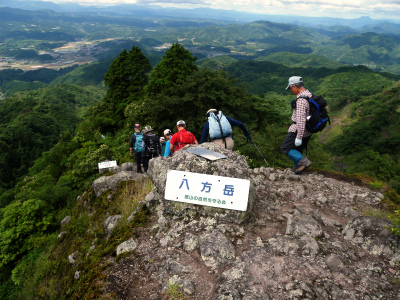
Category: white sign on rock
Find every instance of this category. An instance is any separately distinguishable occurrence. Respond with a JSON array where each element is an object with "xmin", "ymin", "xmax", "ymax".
[
  {"xmin": 98, "ymin": 160, "xmax": 117, "ymax": 169},
  {"xmin": 165, "ymin": 170, "xmax": 250, "ymax": 211}
]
